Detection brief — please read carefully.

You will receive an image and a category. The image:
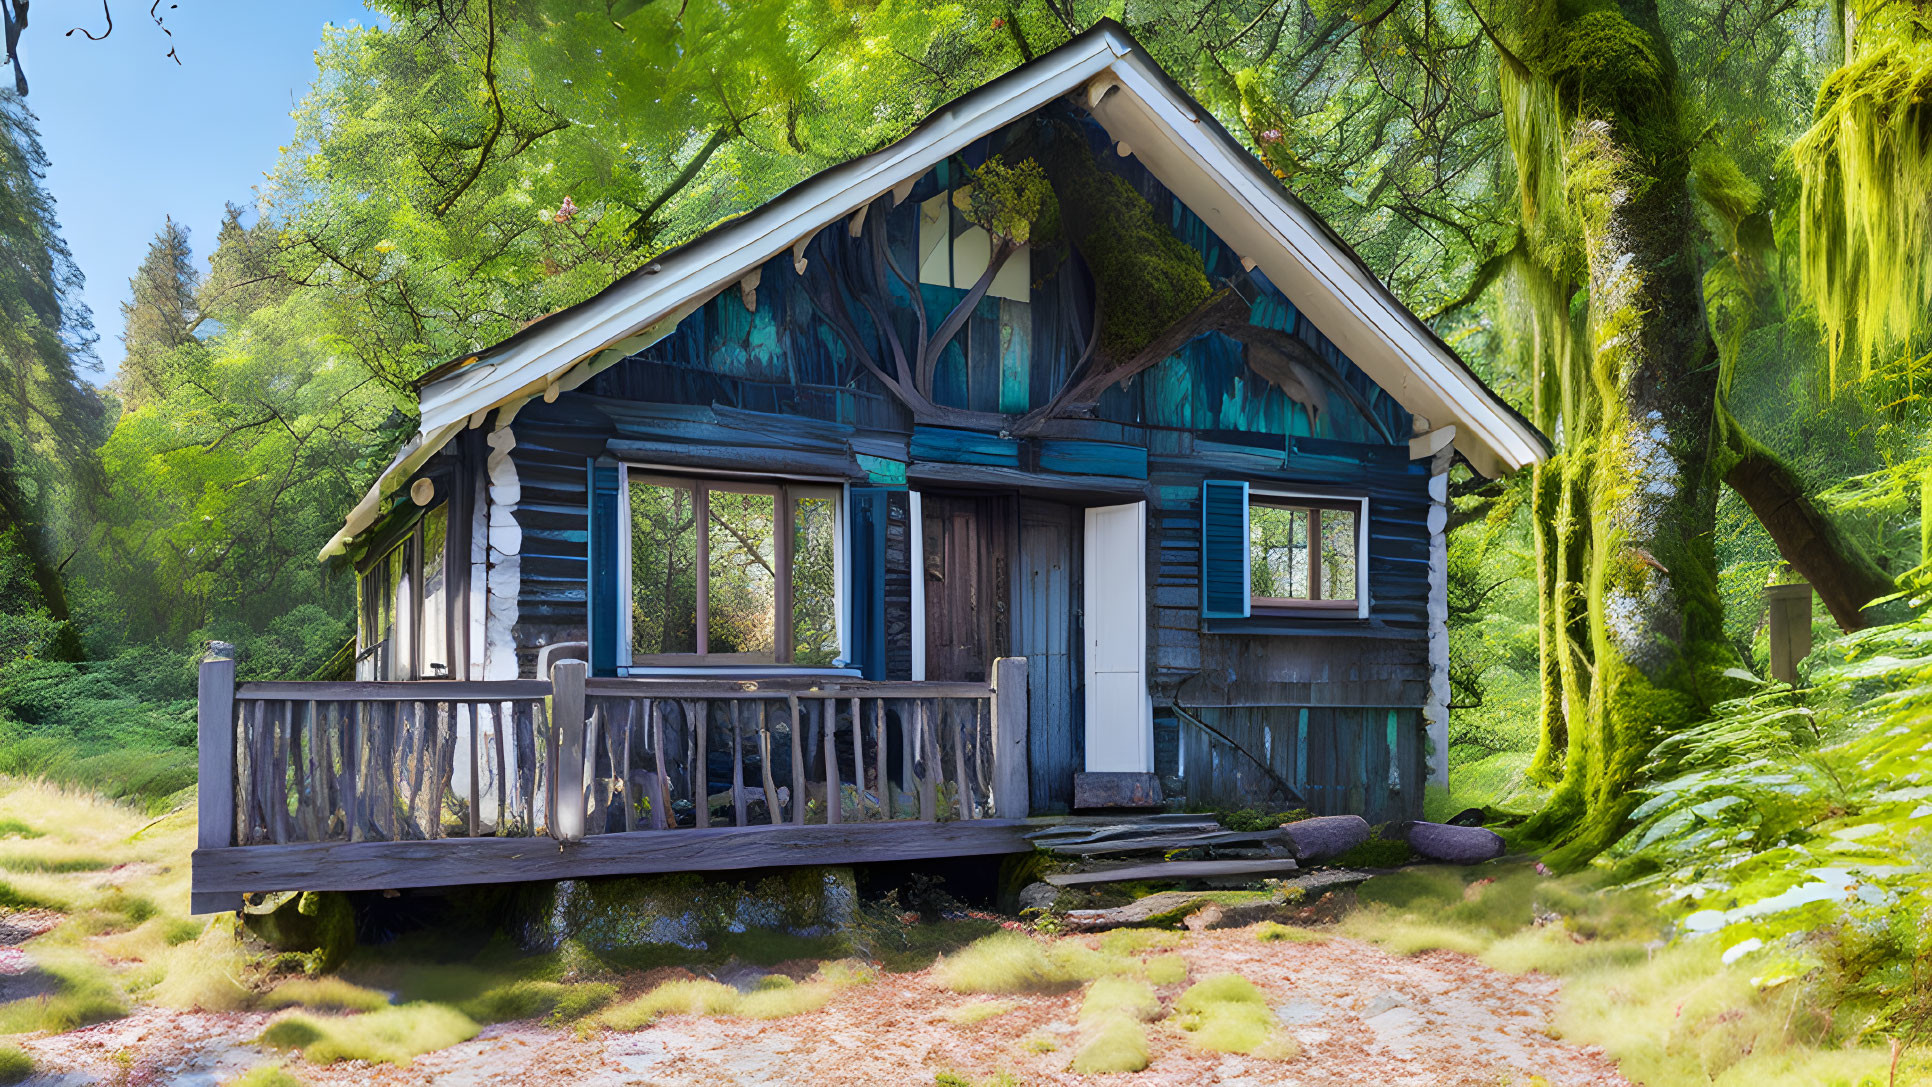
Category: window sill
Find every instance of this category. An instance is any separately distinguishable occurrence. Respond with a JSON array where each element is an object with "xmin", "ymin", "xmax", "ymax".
[
  {"xmin": 1202, "ymin": 616, "xmax": 1425, "ymax": 640},
  {"xmin": 617, "ymin": 664, "xmax": 864, "ymax": 679}
]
